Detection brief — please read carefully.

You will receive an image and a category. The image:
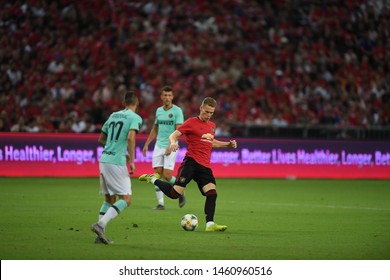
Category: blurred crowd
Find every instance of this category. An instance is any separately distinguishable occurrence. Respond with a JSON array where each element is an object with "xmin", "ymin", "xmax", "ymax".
[{"xmin": 0, "ymin": 0, "xmax": 389, "ymax": 136}]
